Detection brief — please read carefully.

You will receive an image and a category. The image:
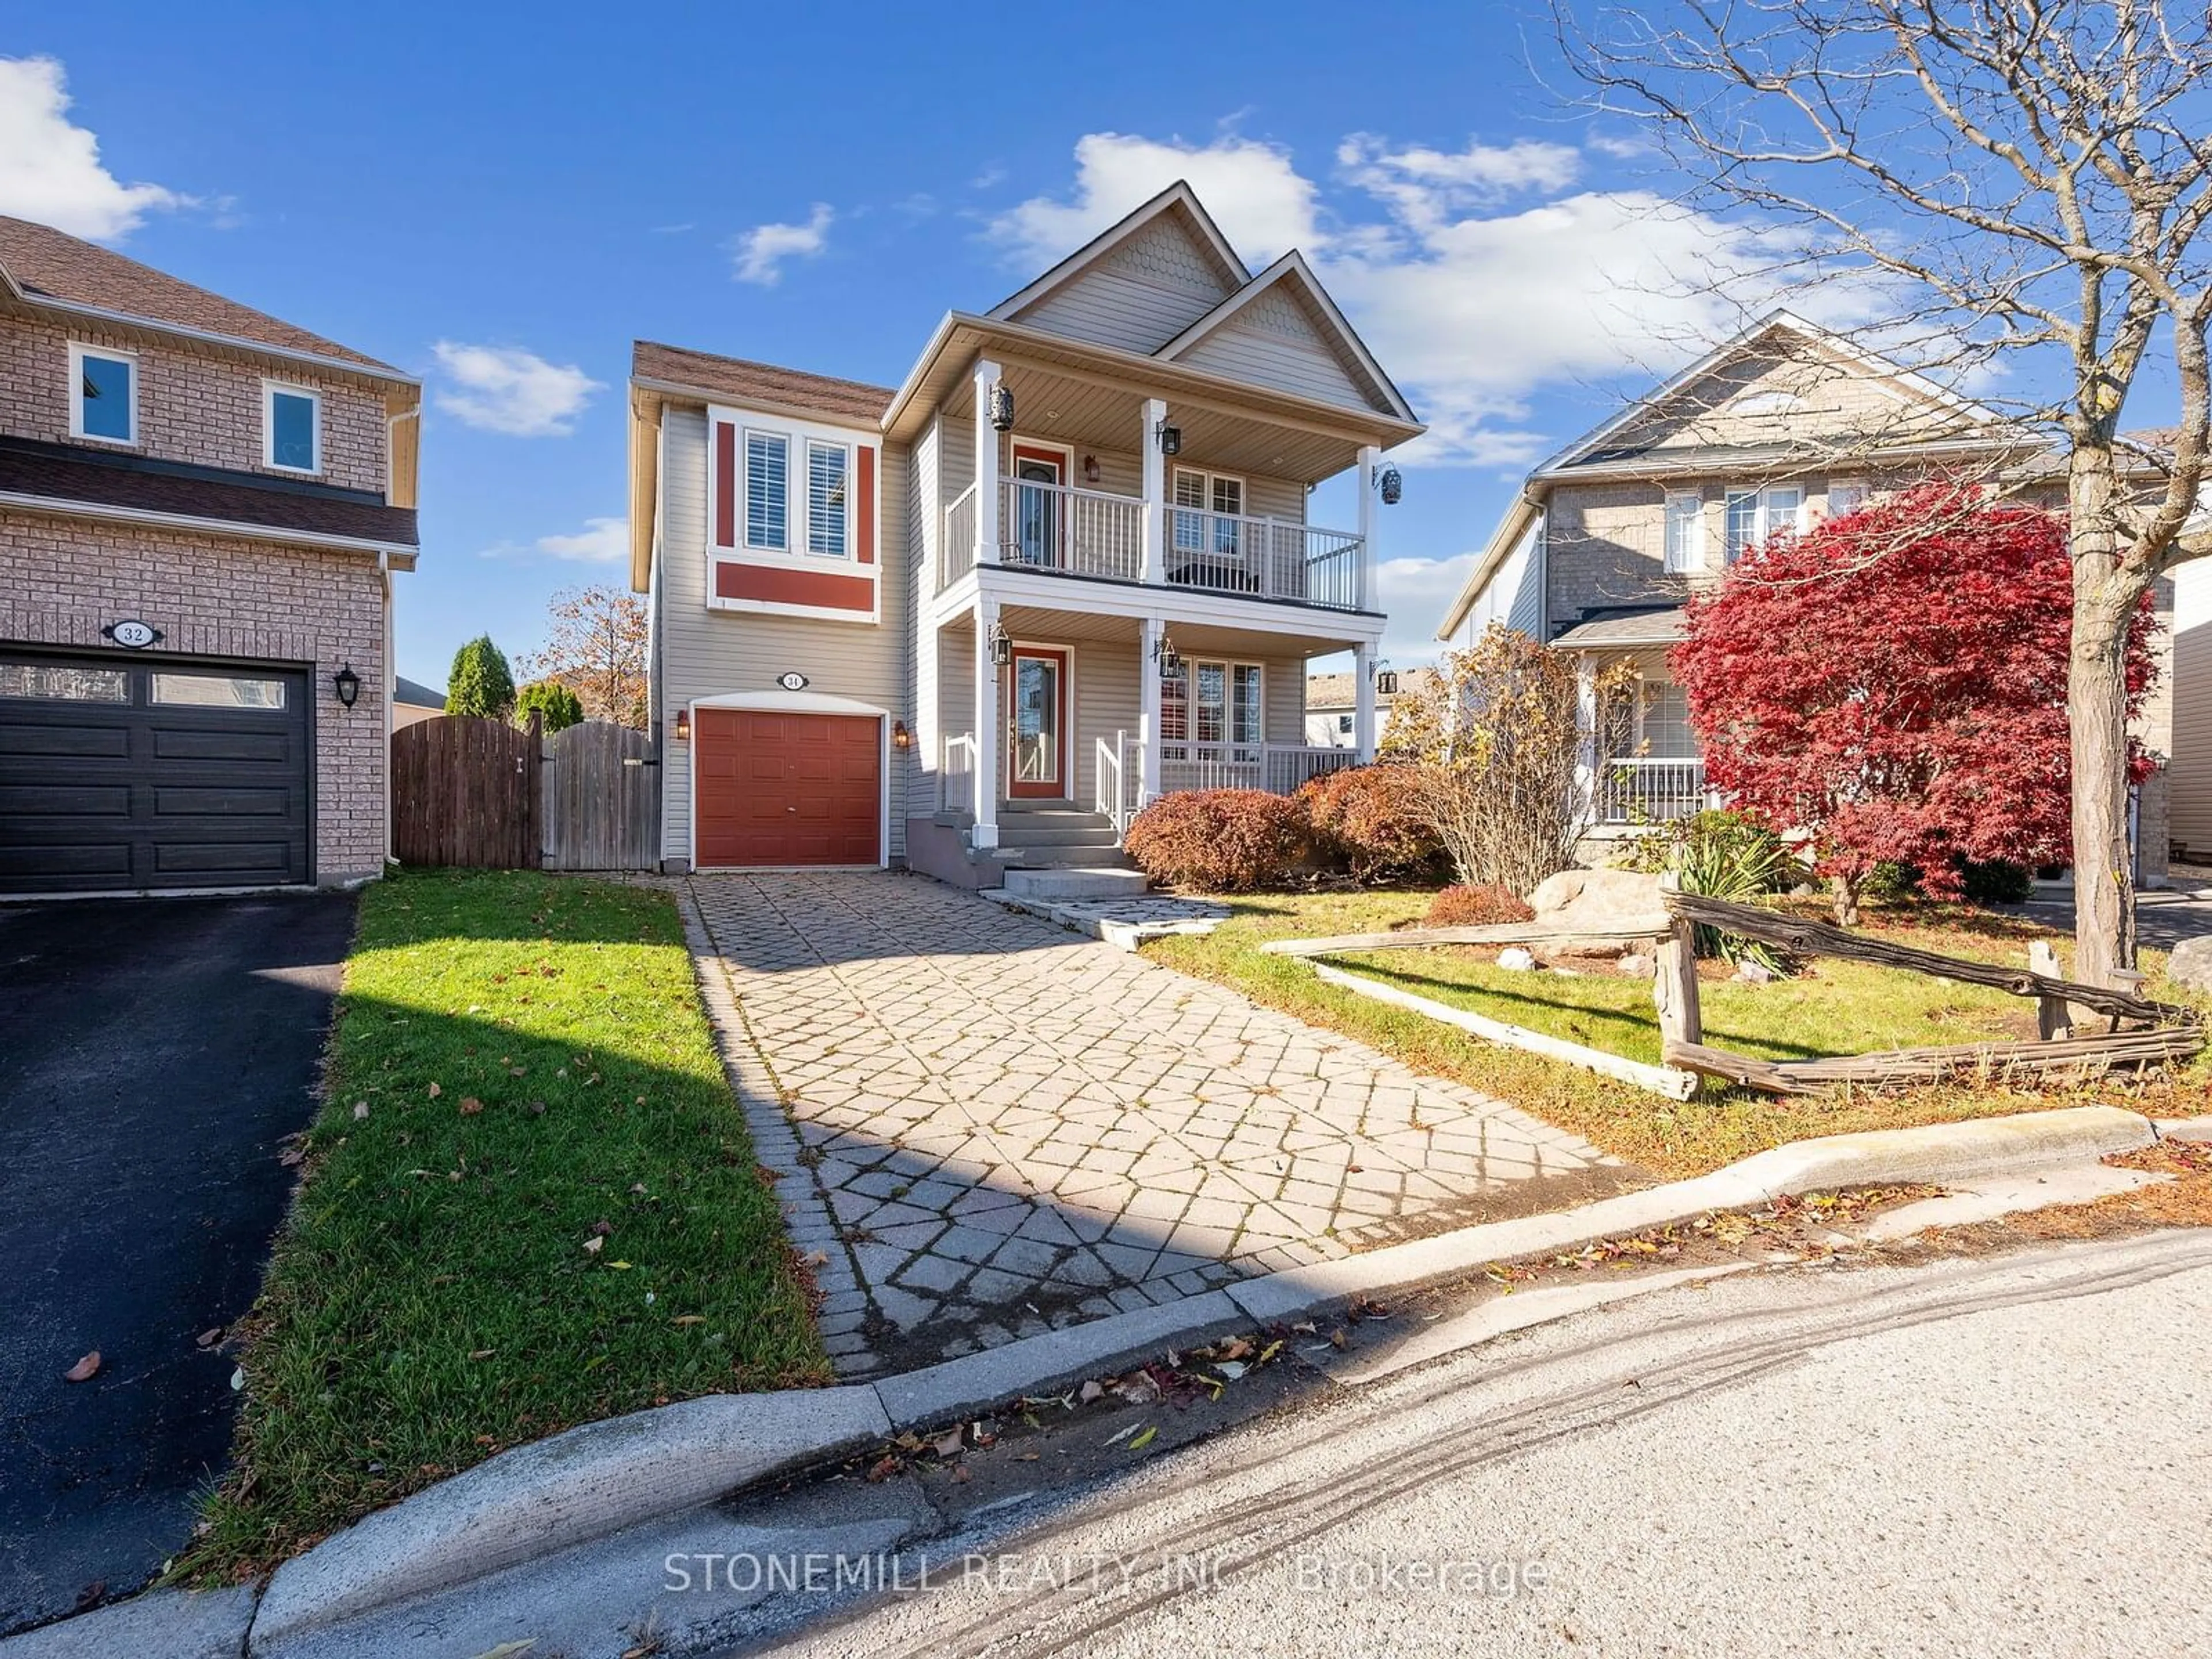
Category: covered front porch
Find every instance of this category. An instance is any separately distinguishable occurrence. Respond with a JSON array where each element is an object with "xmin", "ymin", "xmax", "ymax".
[
  {"xmin": 921, "ymin": 587, "xmax": 1382, "ymax": 851},
  {"xmin": 1555, "ymin": 609, "xmax": 1714, "ymax": 837}
]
